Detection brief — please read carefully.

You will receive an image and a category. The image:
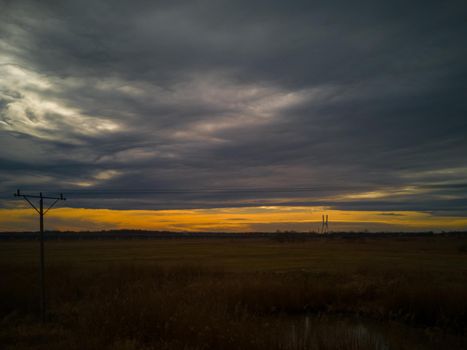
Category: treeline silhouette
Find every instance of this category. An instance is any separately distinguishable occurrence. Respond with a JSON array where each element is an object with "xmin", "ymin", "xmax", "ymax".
[{"xmin": 1, "ymin": 230, "xmax": 466, "ymax": 241}]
